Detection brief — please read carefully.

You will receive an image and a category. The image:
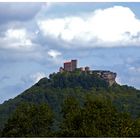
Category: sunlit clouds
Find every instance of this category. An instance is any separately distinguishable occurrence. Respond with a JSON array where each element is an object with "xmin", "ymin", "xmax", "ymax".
[{"xmin": 38, "ymin": 6, "xmax": 140, "ymax": 47}]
